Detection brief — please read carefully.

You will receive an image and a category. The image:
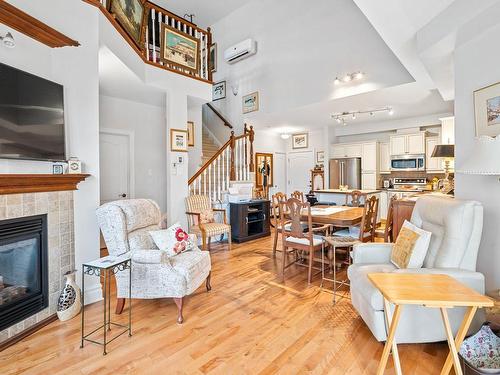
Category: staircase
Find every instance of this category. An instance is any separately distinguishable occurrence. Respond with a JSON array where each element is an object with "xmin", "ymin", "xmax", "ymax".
[{"xmin": 189, "ymin": 106, "xmax": 255, "ymax": 202}]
